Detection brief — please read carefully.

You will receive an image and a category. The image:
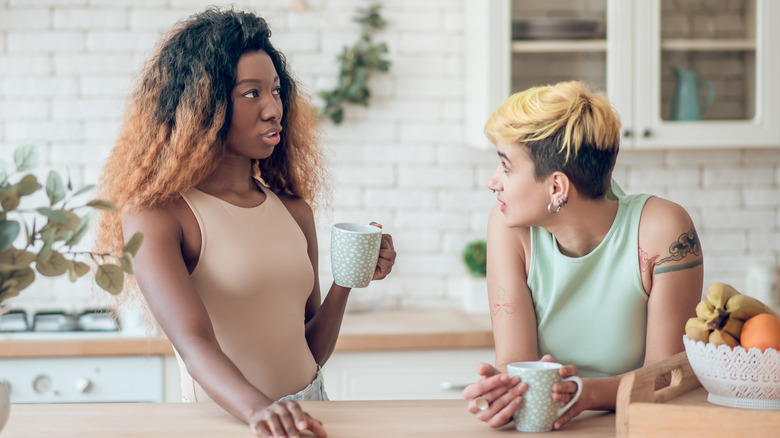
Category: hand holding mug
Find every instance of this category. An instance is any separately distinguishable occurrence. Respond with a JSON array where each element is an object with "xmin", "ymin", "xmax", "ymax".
[
  {"xmin": 330, "ymin": 222, "xmax": 395, "ymax": 288},
  {"xmin": 507, "ymin": 361, "xmax": 583, "ymax": 432}
]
